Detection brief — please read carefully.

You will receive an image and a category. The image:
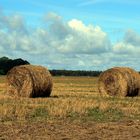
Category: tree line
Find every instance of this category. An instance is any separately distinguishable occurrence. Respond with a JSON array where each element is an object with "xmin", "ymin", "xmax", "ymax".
[
  {"xmin": 0, "ymin": 57, "xmax": 29, "ymax": 75},
  {"xmin": 50, "ymin": 70, "xmax": 101, "ymax": 77},
  {"xmin": 0, "ymin": 56, "xmax": 102, "ymax": 76}
]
